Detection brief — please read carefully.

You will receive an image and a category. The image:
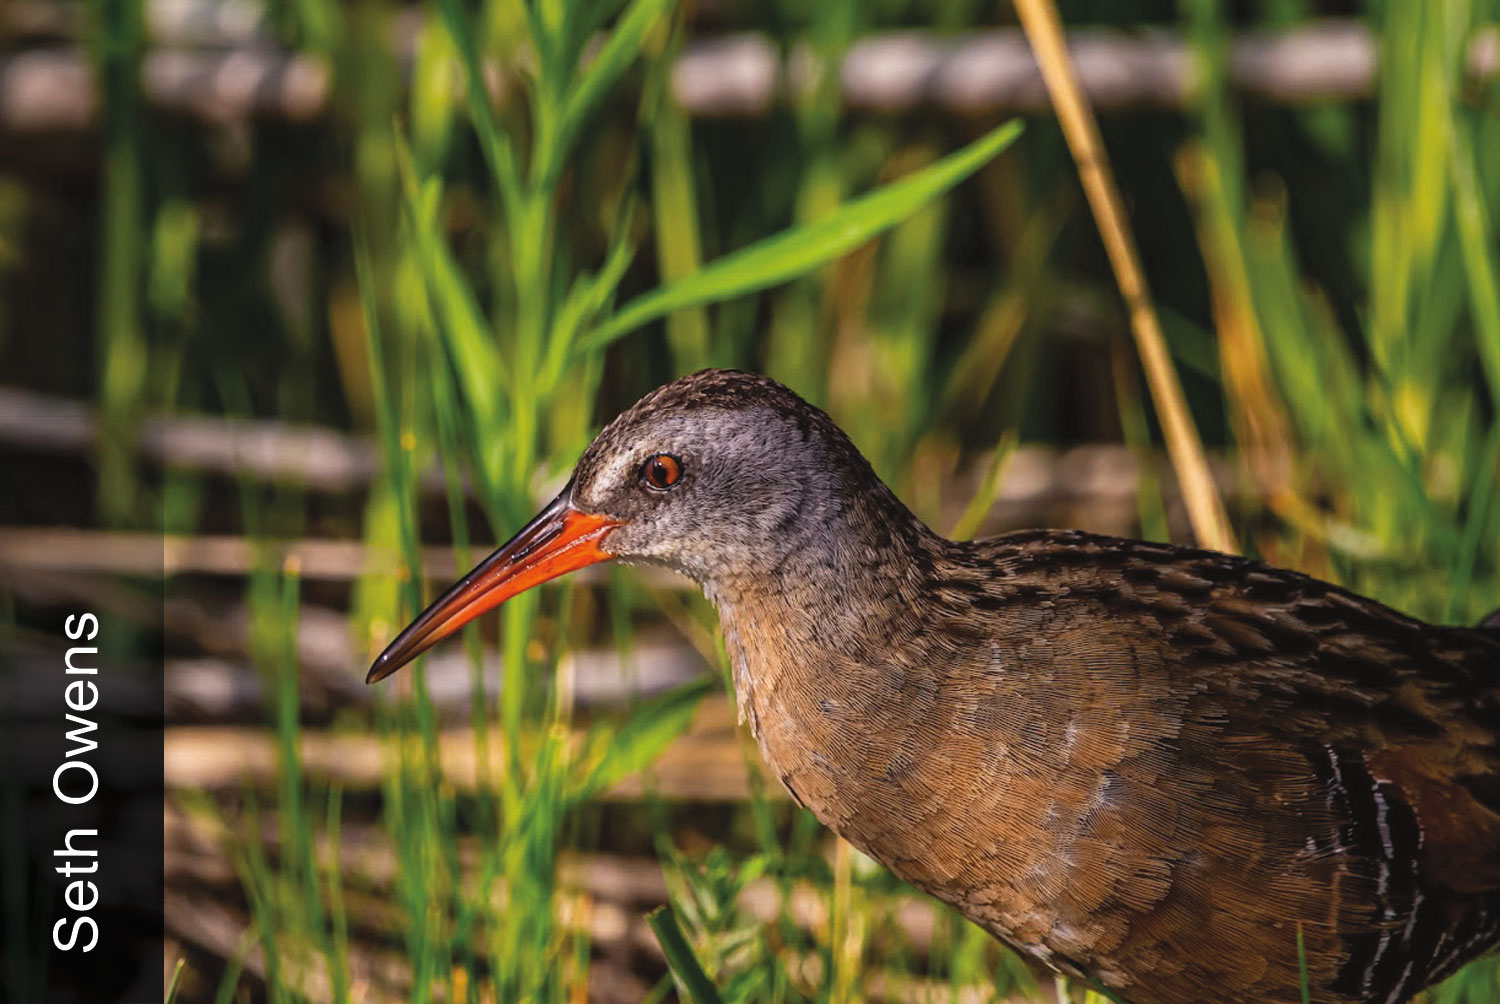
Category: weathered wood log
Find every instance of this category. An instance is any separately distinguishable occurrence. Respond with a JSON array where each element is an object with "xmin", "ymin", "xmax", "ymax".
[
  {"xmin": 2, "ymin": 14, "xmax": 1497, "ymax": 130},
  {"xmin": 164, "ymin": 695, "xmax": 766, "ymax": 801},
  {"xmin": 0, "ymin": 387, "xmax": 1235, "ymax": 530}
]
